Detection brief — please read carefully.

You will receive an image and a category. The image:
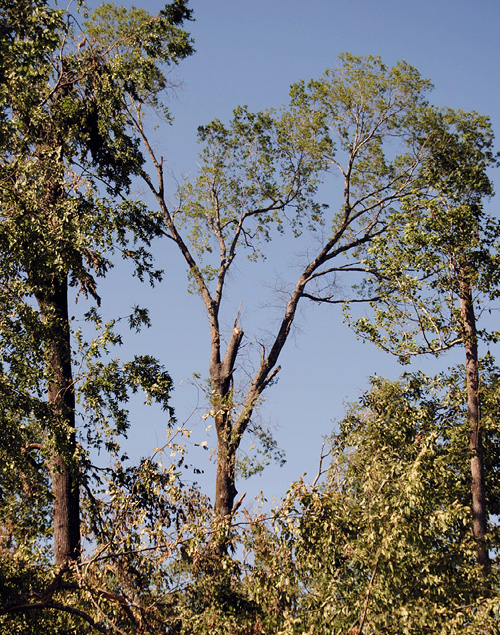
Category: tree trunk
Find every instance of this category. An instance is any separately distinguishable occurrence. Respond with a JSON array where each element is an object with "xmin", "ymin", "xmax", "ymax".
[
  {"xmin": 209, "ymin": 323, "xmax": 244, "ymax": 543},
  {"xmin": 212, "ymin": 416, "xmax": 238, "ymax": 557},
  {"xmin": 459, "ymin": 277, "xmax": 489, "ymax": 574},
  {"xmin": 214, "ymin": 427, "xmax": 237, "ymax": 522},
  {"xmin": 36, "ymin": 275, "xmax": 80, "ymax": 565}
]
